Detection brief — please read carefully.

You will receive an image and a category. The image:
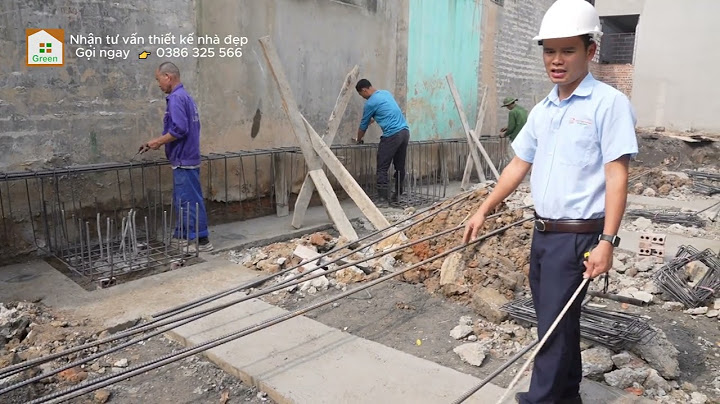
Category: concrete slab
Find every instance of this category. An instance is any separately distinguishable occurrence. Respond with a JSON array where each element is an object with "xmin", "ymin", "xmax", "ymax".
[
  {"xmin": 208, "ymin": 199, "xmax": 365, "ymax": 253},
  {"xmin": 167, "ymin": 295, "xmax": 504, "ymax": 404},
  {"xmin": 627, "ymin": 194, "xmax": 719, "ymax": 211},
  {"xmin": 0, "ymin": 258, "xmax": 263, "ymax": 326}
]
